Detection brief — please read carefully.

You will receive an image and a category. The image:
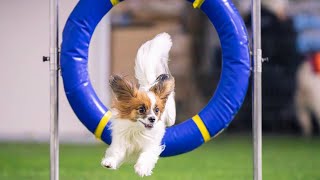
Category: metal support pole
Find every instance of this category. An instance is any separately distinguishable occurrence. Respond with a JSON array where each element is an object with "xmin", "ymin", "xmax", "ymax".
[
  {"xmin": 49, "ymin": 0, "xmax": 59, "ymax": 179},
  {"xmin": 252, "ymin": 0, "xmax": 262, "ymax": 180}
]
